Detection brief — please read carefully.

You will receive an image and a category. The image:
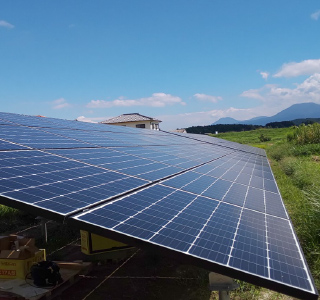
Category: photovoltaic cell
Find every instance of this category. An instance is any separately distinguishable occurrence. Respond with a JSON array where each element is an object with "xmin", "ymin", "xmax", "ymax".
[
  {"xmin": 267, "ymin": 216, "xmax": 310, "ymax": 290},
  {"xmin": 151, "ymin": 196, "xmax": 219, "ymax": 252},
  {"xmin": 0, "ymin": 112, "xmax": 317, "ymax": 300},
  {"xmin": 188, "ymin": 203, "xmax": 241, "ymax": 264},
  {"xmin": 202, "ymin": 179, "xmax": 232, "ymax": 200},
  {"xmin": 0, "ymin": 139, "xmax": 29, "ymax": 150},
  {"xmin": 244, "ymin": 187, "xmax": 265, "ymax": 212},
  {"xmin": 223, "ymin": 183, "xmax": 248, "ymax": 206},
  {"xmin": 229, "ymin": 209, "xmax": 268, "ymax": 277},
  {"xmin": 265, "ymin": 191, "xmax": 288, "ymax": 219},
  {"xmin": 0, "ymin": 126, "xmax": 90, "ymax": 149},
  {"xmin": 0, "ymin": 149, "xmax": 148, "ymax": 215}
]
